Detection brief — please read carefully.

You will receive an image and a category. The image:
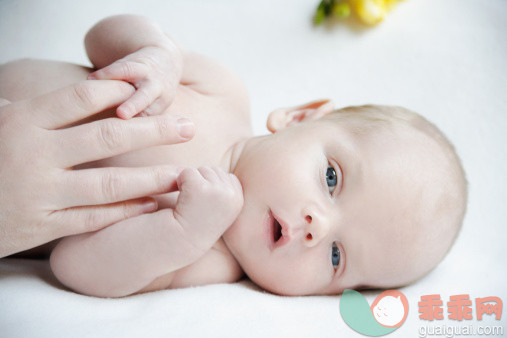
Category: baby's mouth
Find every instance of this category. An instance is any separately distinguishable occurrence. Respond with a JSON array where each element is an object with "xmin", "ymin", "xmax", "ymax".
[
  {"xmin": 268, "ymin": 210, "xmax": 290, "ymax": 250},
  {"xmin": 273, "ymin": 217, "xmax": 282, "ymax": 243}
]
